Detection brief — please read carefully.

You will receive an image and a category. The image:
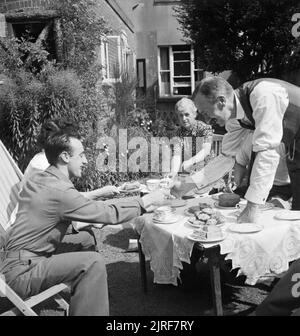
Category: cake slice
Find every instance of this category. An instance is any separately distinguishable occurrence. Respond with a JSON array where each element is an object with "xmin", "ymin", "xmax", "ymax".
[{"xmin": 194, "ymin": 225, "xmax": 223, "ymax": 240}]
